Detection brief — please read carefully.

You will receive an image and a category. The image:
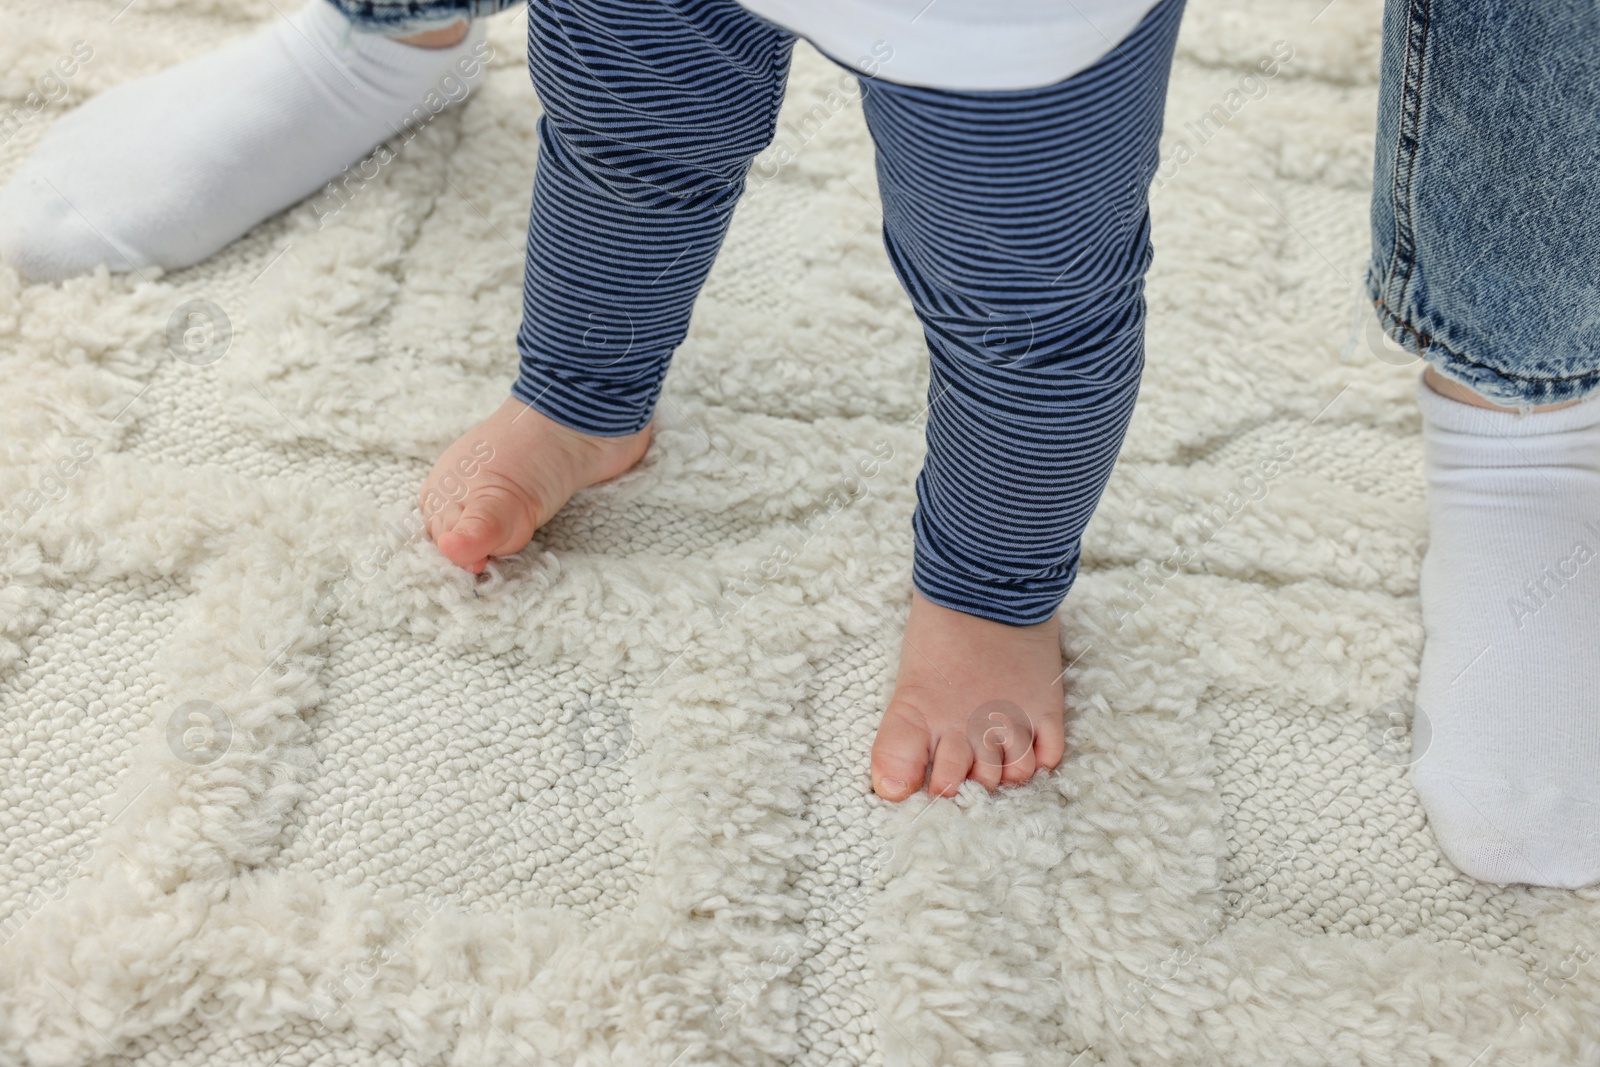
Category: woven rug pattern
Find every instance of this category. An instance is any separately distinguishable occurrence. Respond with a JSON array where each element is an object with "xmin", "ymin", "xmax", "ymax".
[{"xmin": 3, "ymin": 1, "xmax": 1599, "ymax": 1064}]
